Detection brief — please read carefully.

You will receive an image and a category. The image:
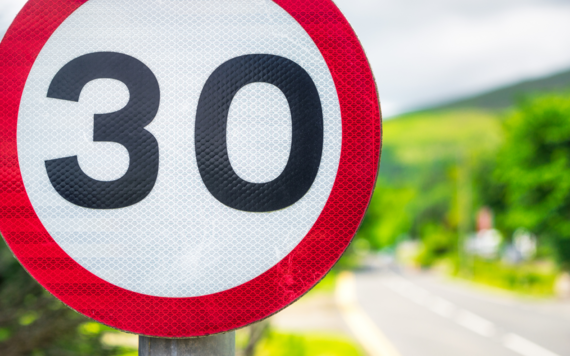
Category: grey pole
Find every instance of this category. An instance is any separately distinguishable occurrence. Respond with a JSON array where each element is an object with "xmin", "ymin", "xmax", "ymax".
[{"xmin": 139, "ymin": 332, "xmax": 235, "ymax": 356}]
